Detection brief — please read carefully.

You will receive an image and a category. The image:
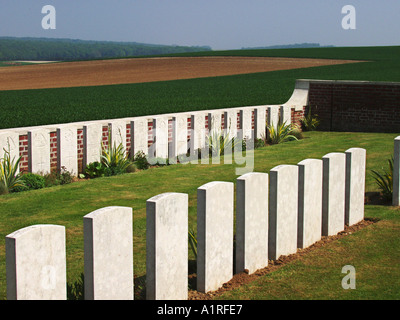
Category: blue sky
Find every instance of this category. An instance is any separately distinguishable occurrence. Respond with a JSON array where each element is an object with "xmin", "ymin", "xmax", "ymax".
[{"xmin": 0, "ymin": 0, "xmax": 399, "ymax": 50}]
